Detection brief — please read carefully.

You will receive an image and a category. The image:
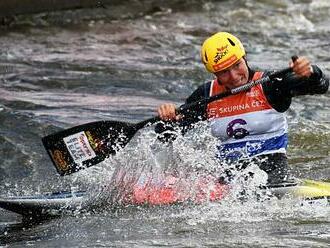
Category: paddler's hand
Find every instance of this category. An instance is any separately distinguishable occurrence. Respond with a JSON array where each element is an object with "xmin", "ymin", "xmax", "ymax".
[
  {"xmin": 289, "ymin": 56, "xmax": 313, "ymax": 78},
  {"xmin": 157, "ymin": 103, "xmax": 182, "ymax": 121}
]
